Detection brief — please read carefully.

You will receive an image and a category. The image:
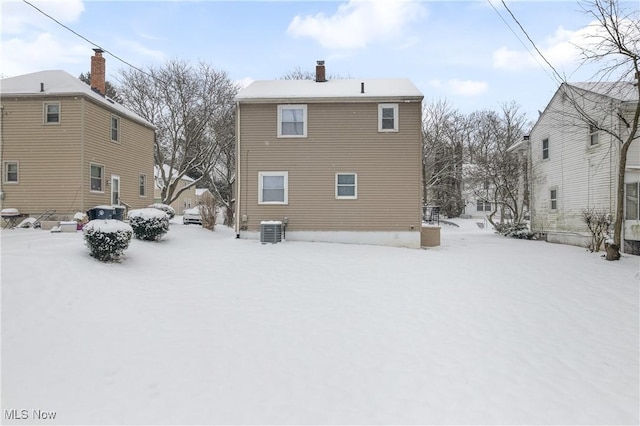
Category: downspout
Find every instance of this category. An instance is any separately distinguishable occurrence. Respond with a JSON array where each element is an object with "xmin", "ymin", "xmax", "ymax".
[
  {"xmin": 0, "ymin": 104, "xmax": 5, "ymax": 207},
  {"xmin": 80, "ymin": 97, "xmax": 85, "ymax": 211}
]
